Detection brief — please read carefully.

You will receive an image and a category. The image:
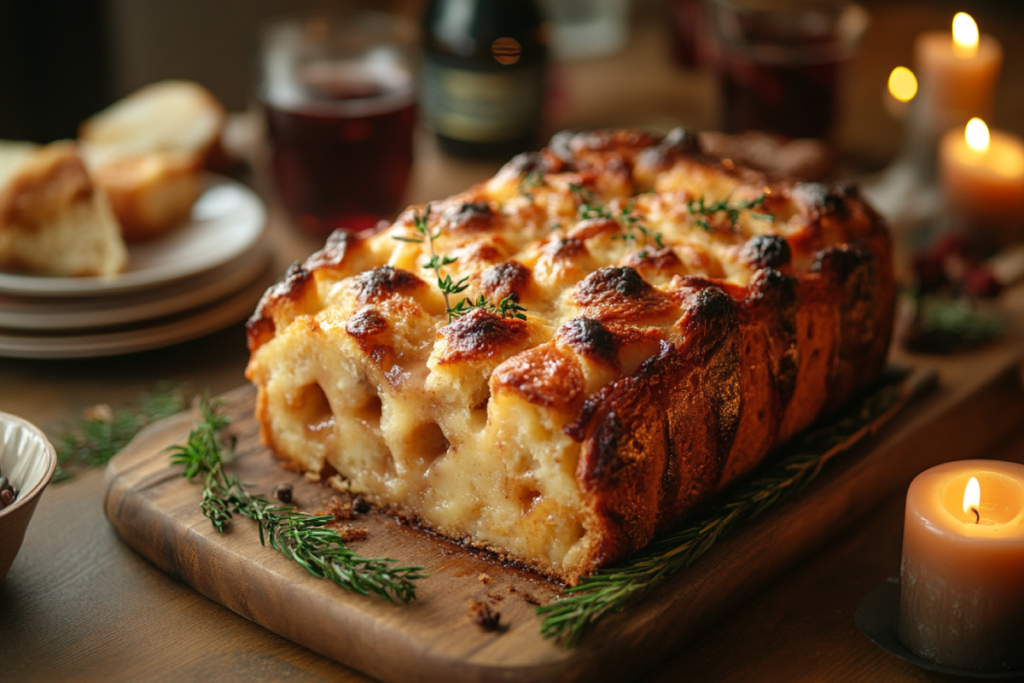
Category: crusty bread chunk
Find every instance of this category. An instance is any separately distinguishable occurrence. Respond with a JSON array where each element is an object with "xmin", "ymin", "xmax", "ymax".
[
  {"xmin": 246, "ymin": 129, "xmax": 894, "ymax": 584},
  {"xmin": 80, "ymin": 80, "xmax": 226, "ymax": 241},
  {"xmin": 0, "ymin": 141, "xmax": 127, "ymax": 276}
]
